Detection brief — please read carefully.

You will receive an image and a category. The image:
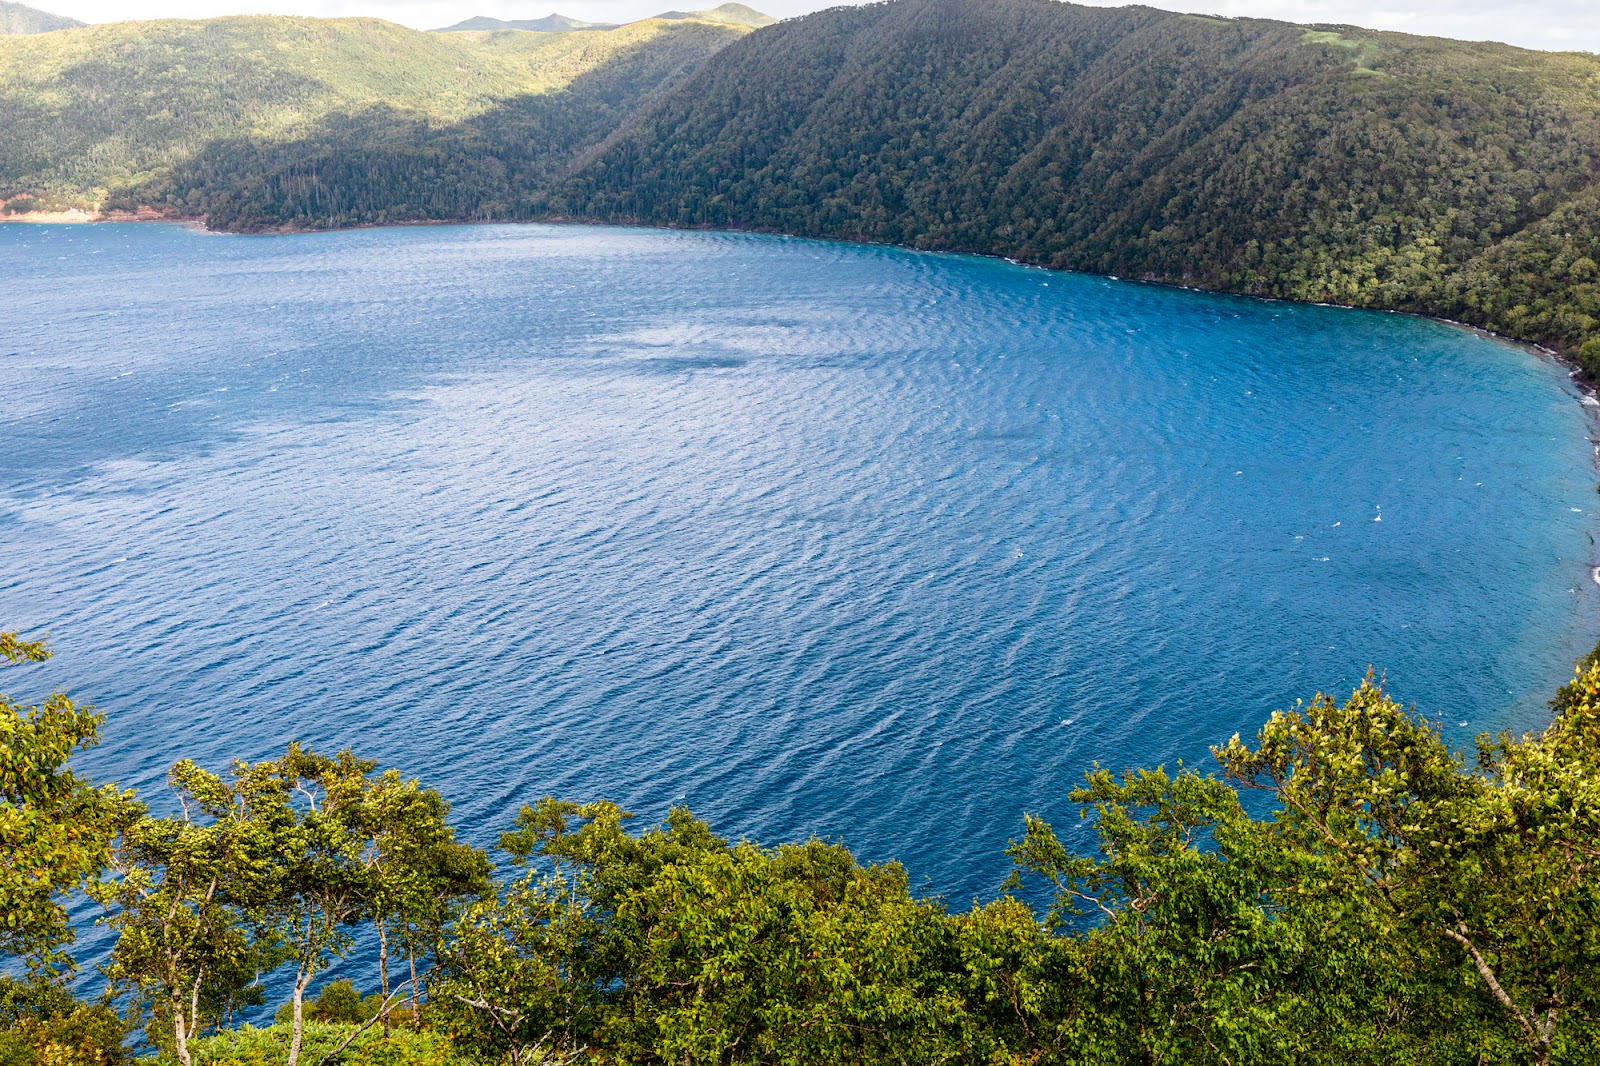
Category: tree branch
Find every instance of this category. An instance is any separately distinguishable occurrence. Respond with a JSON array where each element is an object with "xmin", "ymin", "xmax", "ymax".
[
  {"xmin": 314, "ymin": 980, "xmax": 416, "ymax": 1066},
  {"xmin": 1441, "ymin": 922, "xmax": 1539, "ymax": 1051}
]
